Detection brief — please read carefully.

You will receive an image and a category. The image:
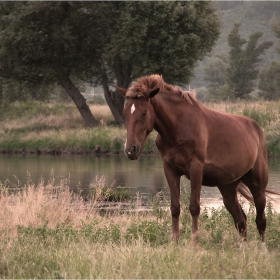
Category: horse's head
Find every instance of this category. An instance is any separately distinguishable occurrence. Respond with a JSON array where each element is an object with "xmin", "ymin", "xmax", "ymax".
[{"xmin": 115, "ymin": 85, "xmax": 159, "ymax": 160}]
